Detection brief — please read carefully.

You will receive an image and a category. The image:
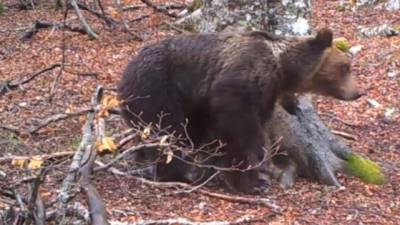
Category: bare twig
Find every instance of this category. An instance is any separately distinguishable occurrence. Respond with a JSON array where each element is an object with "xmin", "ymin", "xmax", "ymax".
[
  {"xmin": 140, "ymin": 0, "xmax": 178, "ymax": 17},
  {"xmin": 0, "ymin": 64, "xmax": 60, "ymax": 96},
  {"xmin": 0, "ymin": 124, "xmax": 21, "ymax": 135},
  {"xmin": 72, "ymin": 2, "xmax": 116, "ymax": 27},
  {"xmin": 331, "ymin": 130, "xmax": 358, "ymax": 141},
  {"xmin": 70, "ymin": 0, "xmax": 98, "ymax": 39},
  {"xmin": 27, "ymin": 168, "xmax": 47, "ymax": 225},
  {"xmin": 95, "ymin": 162, "xmax": 280, "ymax": 212},
  {"xmin": 110, "ymin": 215, "xmax": 264, "ymax": 225},
  {"xmin": 93, "ymin": 143, "xmax": 160, "ymax": 172},
  {"xmin": 319, "ymin": 112, "xmax": 359, "ymax": 127},
  {"xmin": 113, "ymin": 0, "xmax": 143, "ymax": 41},
  {"xmin": 20, "ymin": 20, "xmax": 86, "ymax": 40},
  {"xmin": 28, "ymin": 109, "xmax": 93, "ymax": 134},
  {"xmin": 49, "ymin": 2, "xmax": 69, "ymax": 99},
  {"xmin": 0, "ymin": 151, "xmax": 74, "ymax": 163}
]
